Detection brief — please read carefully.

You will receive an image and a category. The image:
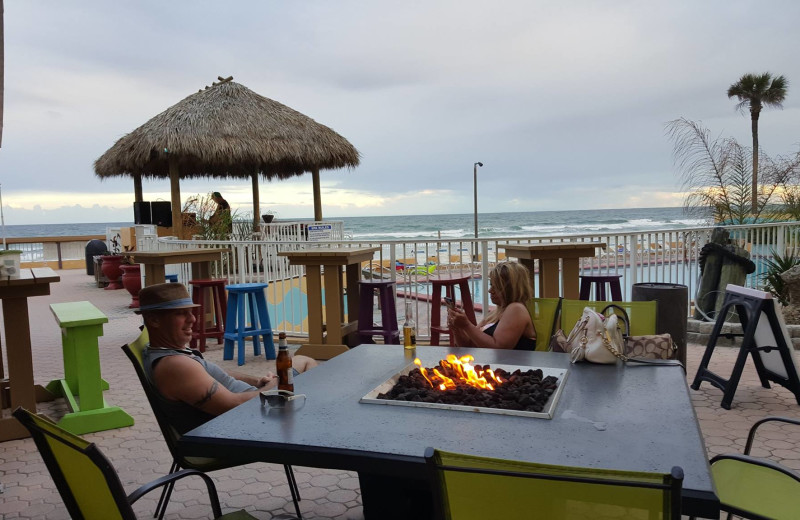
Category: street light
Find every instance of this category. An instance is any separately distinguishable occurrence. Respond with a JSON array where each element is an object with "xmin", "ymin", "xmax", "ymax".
[{"xmin": 473, "ymin": 162, "xmax": 483, "ymax": 240}]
